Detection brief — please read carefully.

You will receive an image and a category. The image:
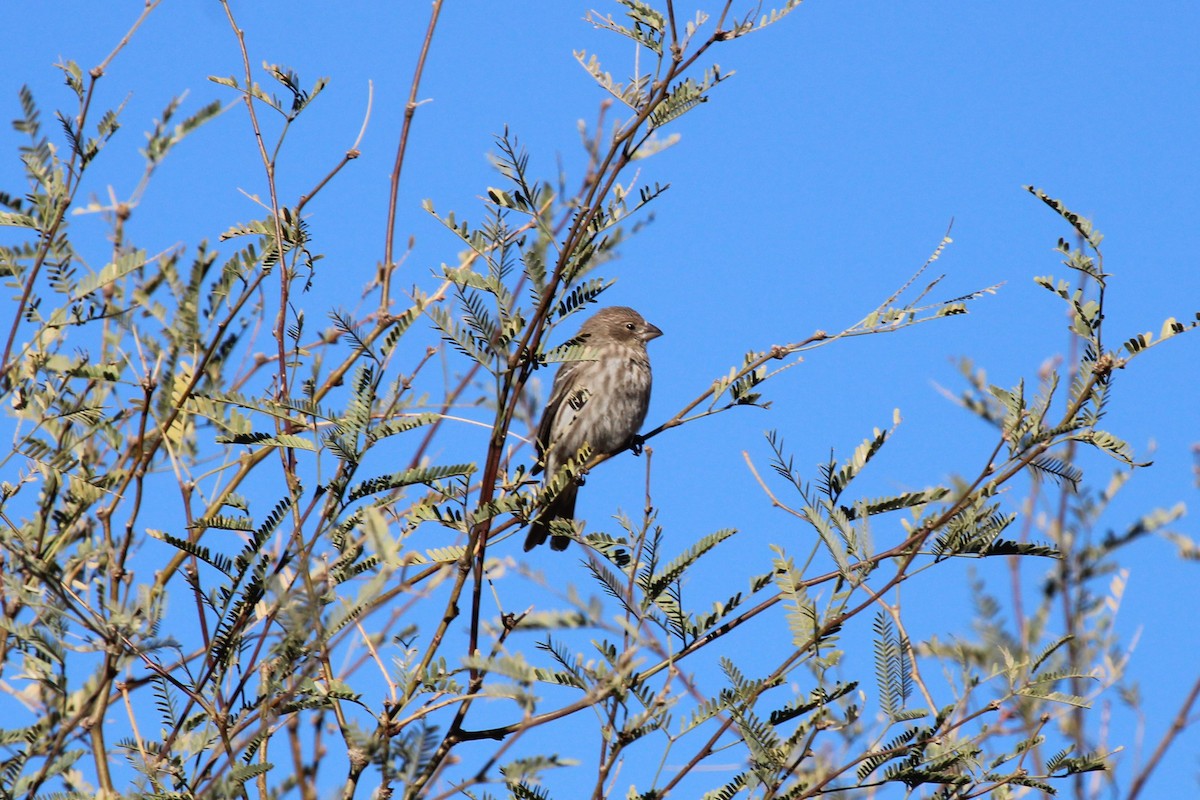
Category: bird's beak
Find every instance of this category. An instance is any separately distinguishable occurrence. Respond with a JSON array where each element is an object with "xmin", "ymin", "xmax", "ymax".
[{"xmin": 643, "ymin": 321, "xmax": 663, "ymax": 341}]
